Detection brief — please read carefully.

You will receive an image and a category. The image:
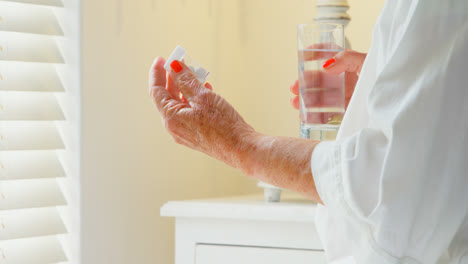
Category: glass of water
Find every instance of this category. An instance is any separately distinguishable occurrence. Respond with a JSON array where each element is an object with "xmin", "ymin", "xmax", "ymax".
[{"xmin": 297, "ymin": 23, "xmax": 345, "ymax": 141}]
